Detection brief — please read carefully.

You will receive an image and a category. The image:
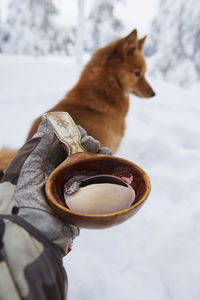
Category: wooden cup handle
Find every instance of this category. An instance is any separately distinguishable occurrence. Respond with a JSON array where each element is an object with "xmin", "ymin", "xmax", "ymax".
[{"xmin": 42, "ymin": 112, "xmax": 86, "ymax": 155}]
